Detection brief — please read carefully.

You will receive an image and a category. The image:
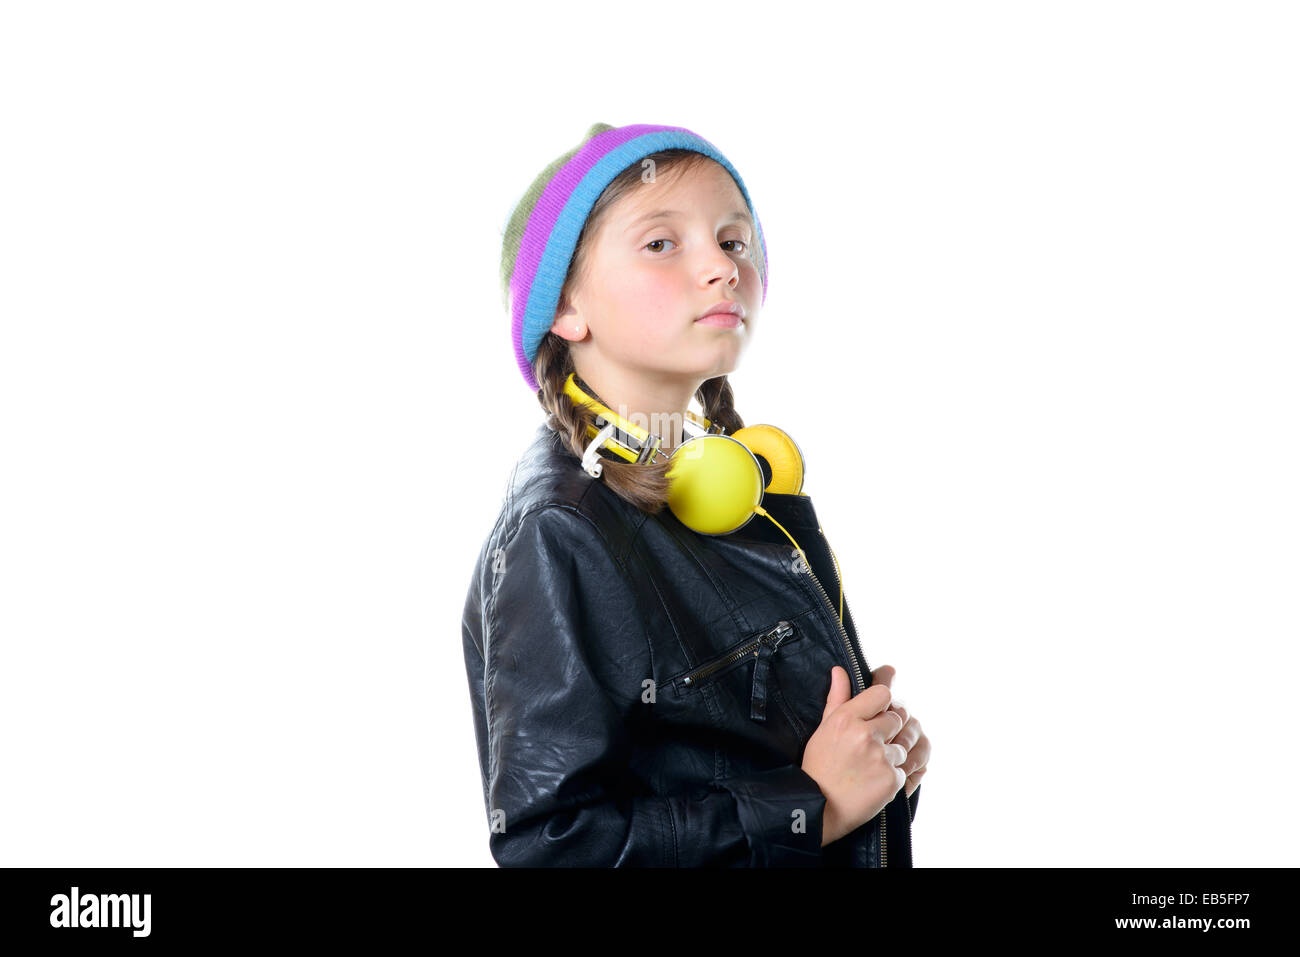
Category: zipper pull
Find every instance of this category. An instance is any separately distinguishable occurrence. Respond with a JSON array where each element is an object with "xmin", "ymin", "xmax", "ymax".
[{"xmin": 750, "ymin": 622, "xmax": 793, "ymax": 722}]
